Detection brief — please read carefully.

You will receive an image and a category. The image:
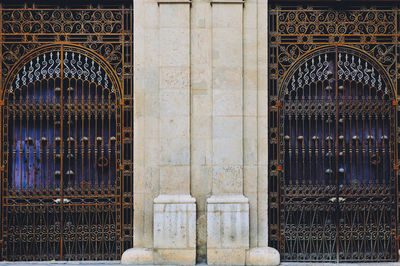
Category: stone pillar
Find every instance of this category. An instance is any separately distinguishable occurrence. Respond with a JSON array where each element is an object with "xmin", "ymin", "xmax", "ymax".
[
  {"xmin": 153, "ymin": 0, "xmax": 196, "ymax": 265},
  {"xmin": 122, "ymin": 0, "xmax": 196, "ymax": 264},
  {"xmin": 207, "ymin": 1, "xmax": 249, "ymax": 265},
  {"xmin": 244, "ymin": 0, "xmax": 280, "ymax": 264}
]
